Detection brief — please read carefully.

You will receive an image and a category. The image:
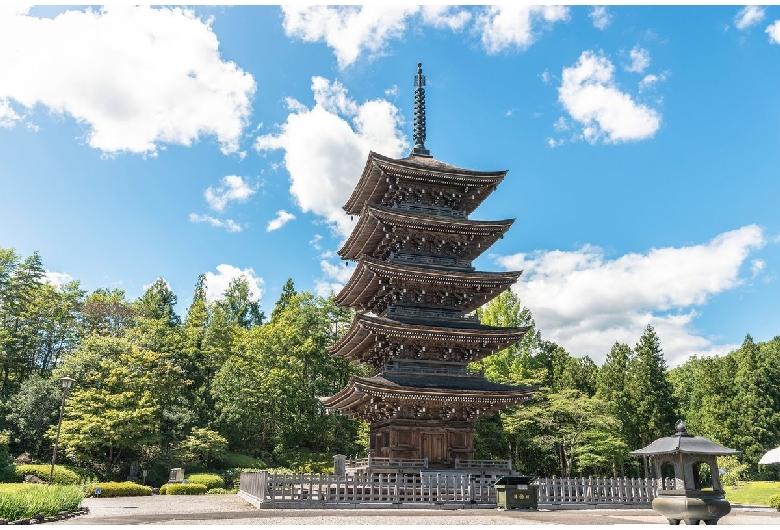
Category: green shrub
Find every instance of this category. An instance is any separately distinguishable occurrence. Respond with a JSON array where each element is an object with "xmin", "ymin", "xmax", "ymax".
[
  {"xmin": 718, "ymin": 456, "xmax": 748, "ymax": 487},
  {"xmin": 276, "ymin": 447, "xmax": 333, "ymax": 474},
  {"xmin": 0, "ymin": 483, "xmax": 83, "ymax": 520},
  {"xmin": 166, "ymin": 483, "xmax": 207, "ymax": 495},
  {"xmin": 175, "ymin": 428, "xmax": 228, "ymax": 469},
  {"xmin": 85, "ymin": 481, "xmax": 152, "ymax": 498},
  {"xmin": 770, "ymin": 494, "xmax": 780, "ymax": 511},
  {"xmin": 0, "ymin": 464, "xmax": 17, "ymax": 483},
  {"xmin": 206, "ymin": 487, "xmax": 237, "ymax": 495},
  {"xmin": 186, "ymin": 473, "xmax": 224, "ymax": 491},
  {"xmin": 14, "ymin": 464, "xmax": 80, "ymax": 485},
  {"xmin": 159, "ymin": 483, "xmax": 168, "ymax": 494},
  {"xmin": 219, "ymin": 452, "xmax": 267, "ymax": 469},
  {"xmin": 0, "ymin": 432, "xmax": 10, "ymax": 466}
]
